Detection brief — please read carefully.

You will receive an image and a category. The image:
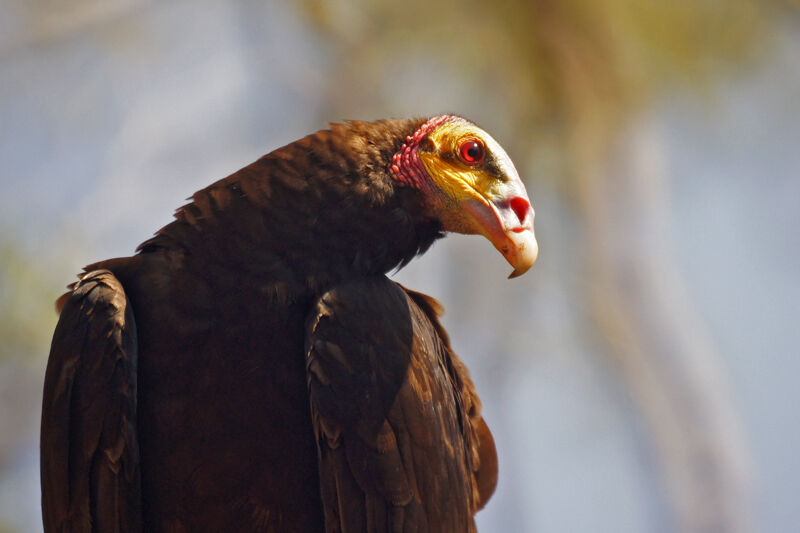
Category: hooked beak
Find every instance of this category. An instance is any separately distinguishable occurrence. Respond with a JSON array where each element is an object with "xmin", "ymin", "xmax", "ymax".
[{"xmin": 461, "ymin": 192, "xmax": 538, "ymax": 278}]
